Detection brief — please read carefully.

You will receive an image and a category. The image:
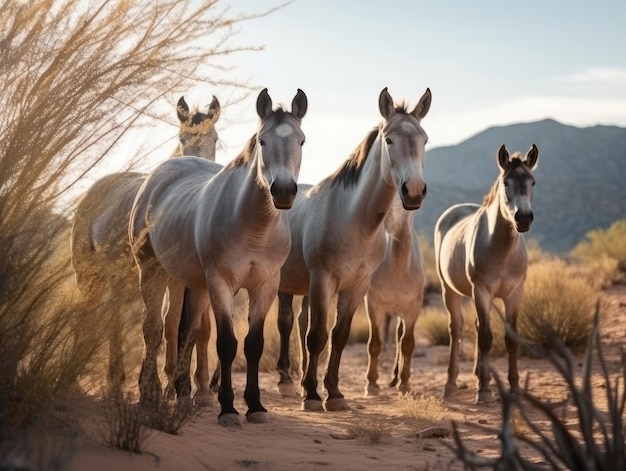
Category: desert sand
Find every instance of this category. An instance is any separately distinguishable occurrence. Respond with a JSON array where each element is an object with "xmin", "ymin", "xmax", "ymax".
[{"xmin": 67, "ymin": 285, "xmax": 626, "ymax": 471}]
